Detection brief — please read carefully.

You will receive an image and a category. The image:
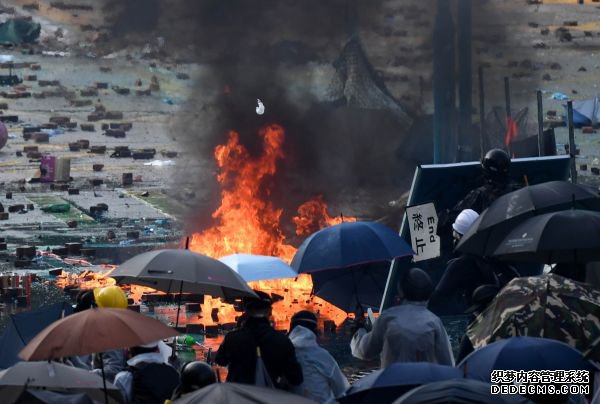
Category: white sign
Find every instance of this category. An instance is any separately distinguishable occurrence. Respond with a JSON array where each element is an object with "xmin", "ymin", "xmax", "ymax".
[{"xmin": 406, "ymin": 202, "xmax": 441, "ymax": 262}]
